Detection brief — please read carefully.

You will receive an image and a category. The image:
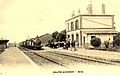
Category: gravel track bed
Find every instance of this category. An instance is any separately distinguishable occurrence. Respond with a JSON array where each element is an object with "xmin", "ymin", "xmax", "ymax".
[
  {"xmin": 24, "ymin": 52, "xmax": 65, "ymax": 68},
  {"xmin": 48, "ymin": 51, "xmax": 112, "ymax": 65},
  {"xmin": 18, "ymin": 46, "xmax": 64, "ymax": 68},
  {"xmin": 33, "ymin": 52, "xmax": 69, "ymax": 67},
  {"xmin": 18, "ymin": 46, "xmax": 120, "ymax": 67},
  {"xmin": 34, "ymin": 52, "xmax": 79, "ymax": 66},
  {"xmin": 17, "ymin": 46, "xmax": 29, "ymax": 51},
  {"xmin": 47, "ymin": 51, "xmax": 100, "ymax": 64},
  {"xmin": 53, "ymin": 51, "xmax": 120, "ymax": 66}
]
